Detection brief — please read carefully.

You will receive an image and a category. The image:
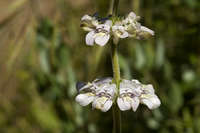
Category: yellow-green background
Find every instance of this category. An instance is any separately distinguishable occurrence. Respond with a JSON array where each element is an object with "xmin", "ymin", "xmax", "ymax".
[{"xmin": 0, "ymin": 0, "xmax": 200, "ymax": 133}]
